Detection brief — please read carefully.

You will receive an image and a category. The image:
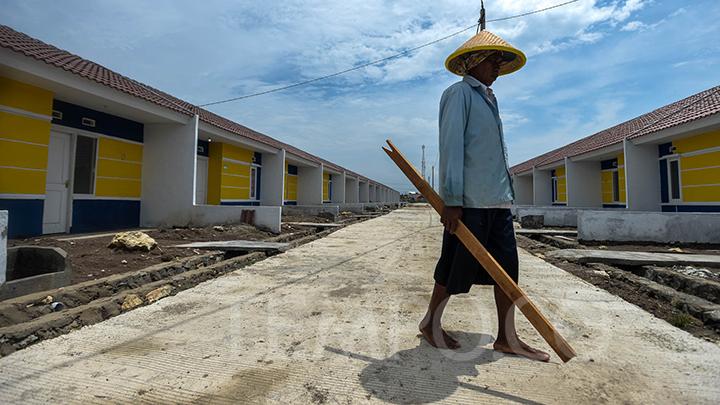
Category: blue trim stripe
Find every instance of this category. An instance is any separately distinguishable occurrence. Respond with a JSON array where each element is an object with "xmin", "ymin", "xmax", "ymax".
[
  {"xmin": 284, "ymin": 201, "xmax": 298, "ymax": 206},
  {"xmin": 602, "ymin": 204, "xmax": 626, "ymax": 209},
  {"xmin": 0, "ymin": 199, "xmax": 43, "ymax": 238},
  {"xmin": 221, "ymin": 201, "xmax": 260, "ymax": 206},
  {"xmin": 52, "ymin": 99, "xmax": 144, "ymax": 142},
  {"xmin": 71, "ymin": 199, "xmax": 140, "ymax": 233},
  {"xmin": 600, "ymin": 158, "xmax": 617, "ymax": 170},
  {"xmin": 662, "ymin": 205, "xmax": 720, "ymax": 213}
]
